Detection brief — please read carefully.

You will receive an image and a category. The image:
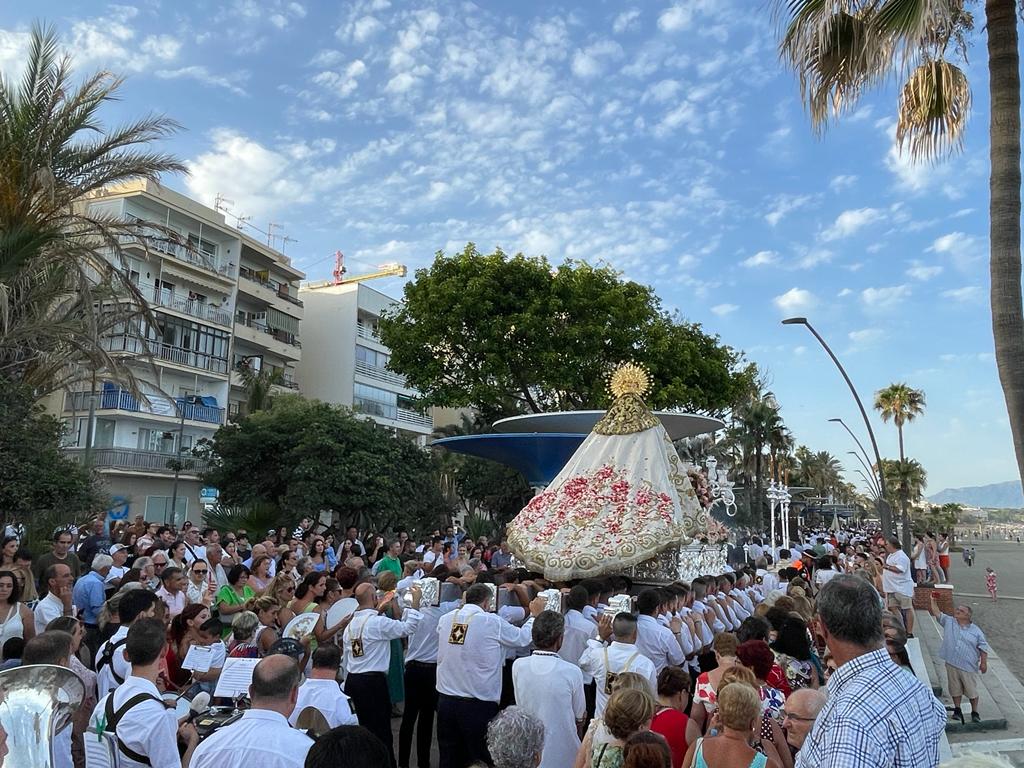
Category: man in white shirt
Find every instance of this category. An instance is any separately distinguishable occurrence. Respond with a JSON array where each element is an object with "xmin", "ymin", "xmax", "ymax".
[
  {"xmin": 342, "ymin": 581, "xmax": 422, "ymax": 766},
  {"xmin": 399, "ymin": 587, "xmax": 461, "ymax": 768},
  {"xmin": 578, "ymin": 612, "xmax": 657, "ymax": 718},
  {"xmin": 105, "ymin": 544, "xmax": 130, "ymax": 588},
  {"xmin": 186, "ymin": 559, "xmax": 213, "ymax": 606},
  {"xmin": 96, "ymin": 589, "xmax": 160, "ymax": 695},
  {"xmin": 513, "ymin": 611, "xmax": 586, "ymax": 768},
  {"xmin": 181, "ymin": 526, "xmax": 207, "ymax": 565},
  {"xmin": 421, "ymin": 537, "xmax": 444, "ymax": 569},
  {"xmin": 89, "ymin": 618, "xmax": 199, "ymax": 768},
  {"xmin": 23, "ymin": 631, "xmax": 78, "ymax": 768},
  {"xmin": 155, "ymin": 567, "xmax": 188, "ymax": 619},
  {"xmin": 436, "ymin": 583, "xmax": 545, "ymax": 768},
  {"xmin": 289, "ymin": 645, "xmax": 358, "ymax": 729},
  {"xmin": 205, "ymin": 544, "xmax": 230, "ymax": 589},
  {"xmin": 34, "ymin": 563, "xmax": 74, "ymax": 635},
  {"xmin": 190, "ymin": 654, "xmax": 313, "ymax": 768},
  {"xmin": 635, "ymin": 588, "xmax": 685, "ymax": 674},
  {"xmin": 883, "ymin": 536, "xmax": 917, "ymax": 636}
]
